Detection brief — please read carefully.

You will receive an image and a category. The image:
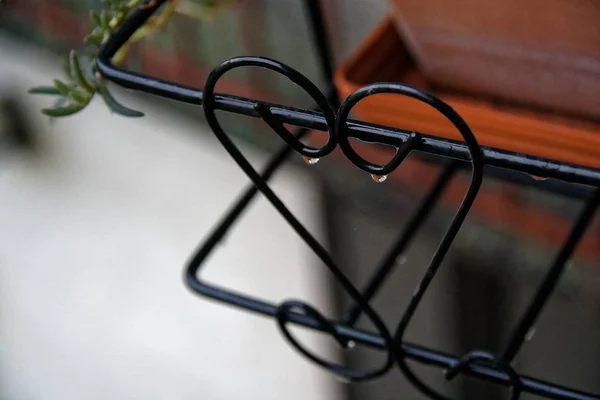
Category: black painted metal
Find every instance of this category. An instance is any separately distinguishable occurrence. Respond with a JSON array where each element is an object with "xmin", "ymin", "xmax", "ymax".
[
  {"xmin": 97, "ymin": 1, "xmax": 600, "ymax": 399},
  {"xmin": 501, "ymin": 188, "xmax": 600, "ymax": 363}
]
